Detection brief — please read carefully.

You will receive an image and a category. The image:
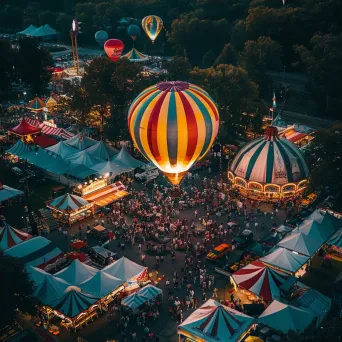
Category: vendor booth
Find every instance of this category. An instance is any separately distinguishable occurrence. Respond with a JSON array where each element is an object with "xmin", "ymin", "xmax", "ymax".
[
  {"xmin": 178, "ymin": 299, "xmax": 255, "ymax": 342},
  {"xmin": 326, "ymin": 228, "xmax": 342, "ymax": 261},
  {"xmin": 0, "ymin": 220, "xmax": 32, "ymax": 250},
  {"xmin": 46, "ymin": 193, "xmax": 94, "ymax": 225},
  {"xmin": 121, "ymin": 285, "xmax": 162, "ymax": 313},
  {"xmin": 0, "ymin": 184, "xmax": 24, "ymax": 205},
  {"xmin": 260, "ymin": 247, "xmax": 310, "ymax": 277},
  {"xmin": 231, "ymin": 260, "xmax": 288, "ymax": 303},
  {"xmin": 258, "ymin": 300, "xmax": 315, "ymax": 334},
  {"xmin": 4, "ymin": 236, "xmax": 63, "ymax": 269}
]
